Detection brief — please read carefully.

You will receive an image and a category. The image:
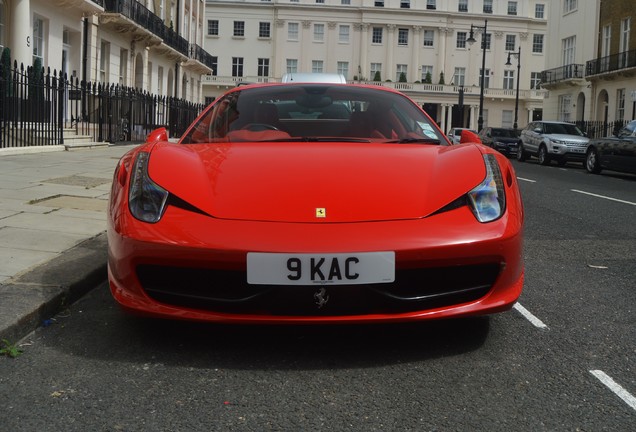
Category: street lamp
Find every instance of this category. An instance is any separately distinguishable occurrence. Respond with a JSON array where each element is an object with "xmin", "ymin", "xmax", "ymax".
[
  {"xmin": 506, "ymin": 47, "xmax": 521, "ymax": 130},
  {"xmin": 467, "ymin": 19, "xmax": 487, "ymax": 131}
]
